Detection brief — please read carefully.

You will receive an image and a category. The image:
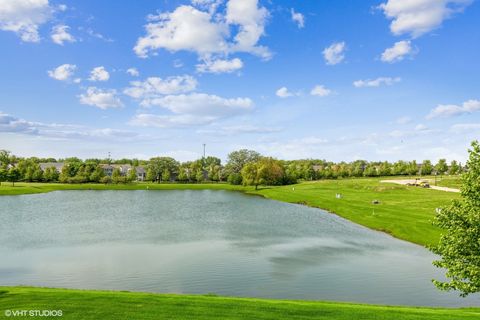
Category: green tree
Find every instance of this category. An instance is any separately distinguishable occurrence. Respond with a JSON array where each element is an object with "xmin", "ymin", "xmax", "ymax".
[
  {"xmin": 241, "ymin": 157, "xmax": 283, "ymax": 190},
  {"xmin": 161, "ymin": 169, "xmax": 171, "ymax": 182},
  {"xmin": 449, "ymin": 160, "xmax": 461, "ymax": 175},
  {"xmin": 0, "ymin": 167, "xmax": 7, "ymax": 186},
  {"xmin": 148, "ymin": 157, "xmax": 179, "ymax": 183},
  {"xmin": 177, "ymin": 167, "xmax": 188, "ymax": 182},
  {"xmin": 435, "ymin": 159, "xmax": 448, "ymax": 175},
  {"xmin": 226, "ymin": 149, "xmax": 261, "ymax": 175},
  {"xmin": 112, "ymin": 168, "xmax": 122, "ymax": 184},
  {"xmin": 420, "ymin": 160, "xmax": 433, "ymax": 176},
  {"xmin": 430, "ymin": 141, "xmax": 480, "ymax": 296},
  {"xmin": 7, "ymin": 167, "xmax": 21, "ymax": 186},
  {"xmin": 127, "ymin": 168, "xmax": 137, "ymax": 182}
]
